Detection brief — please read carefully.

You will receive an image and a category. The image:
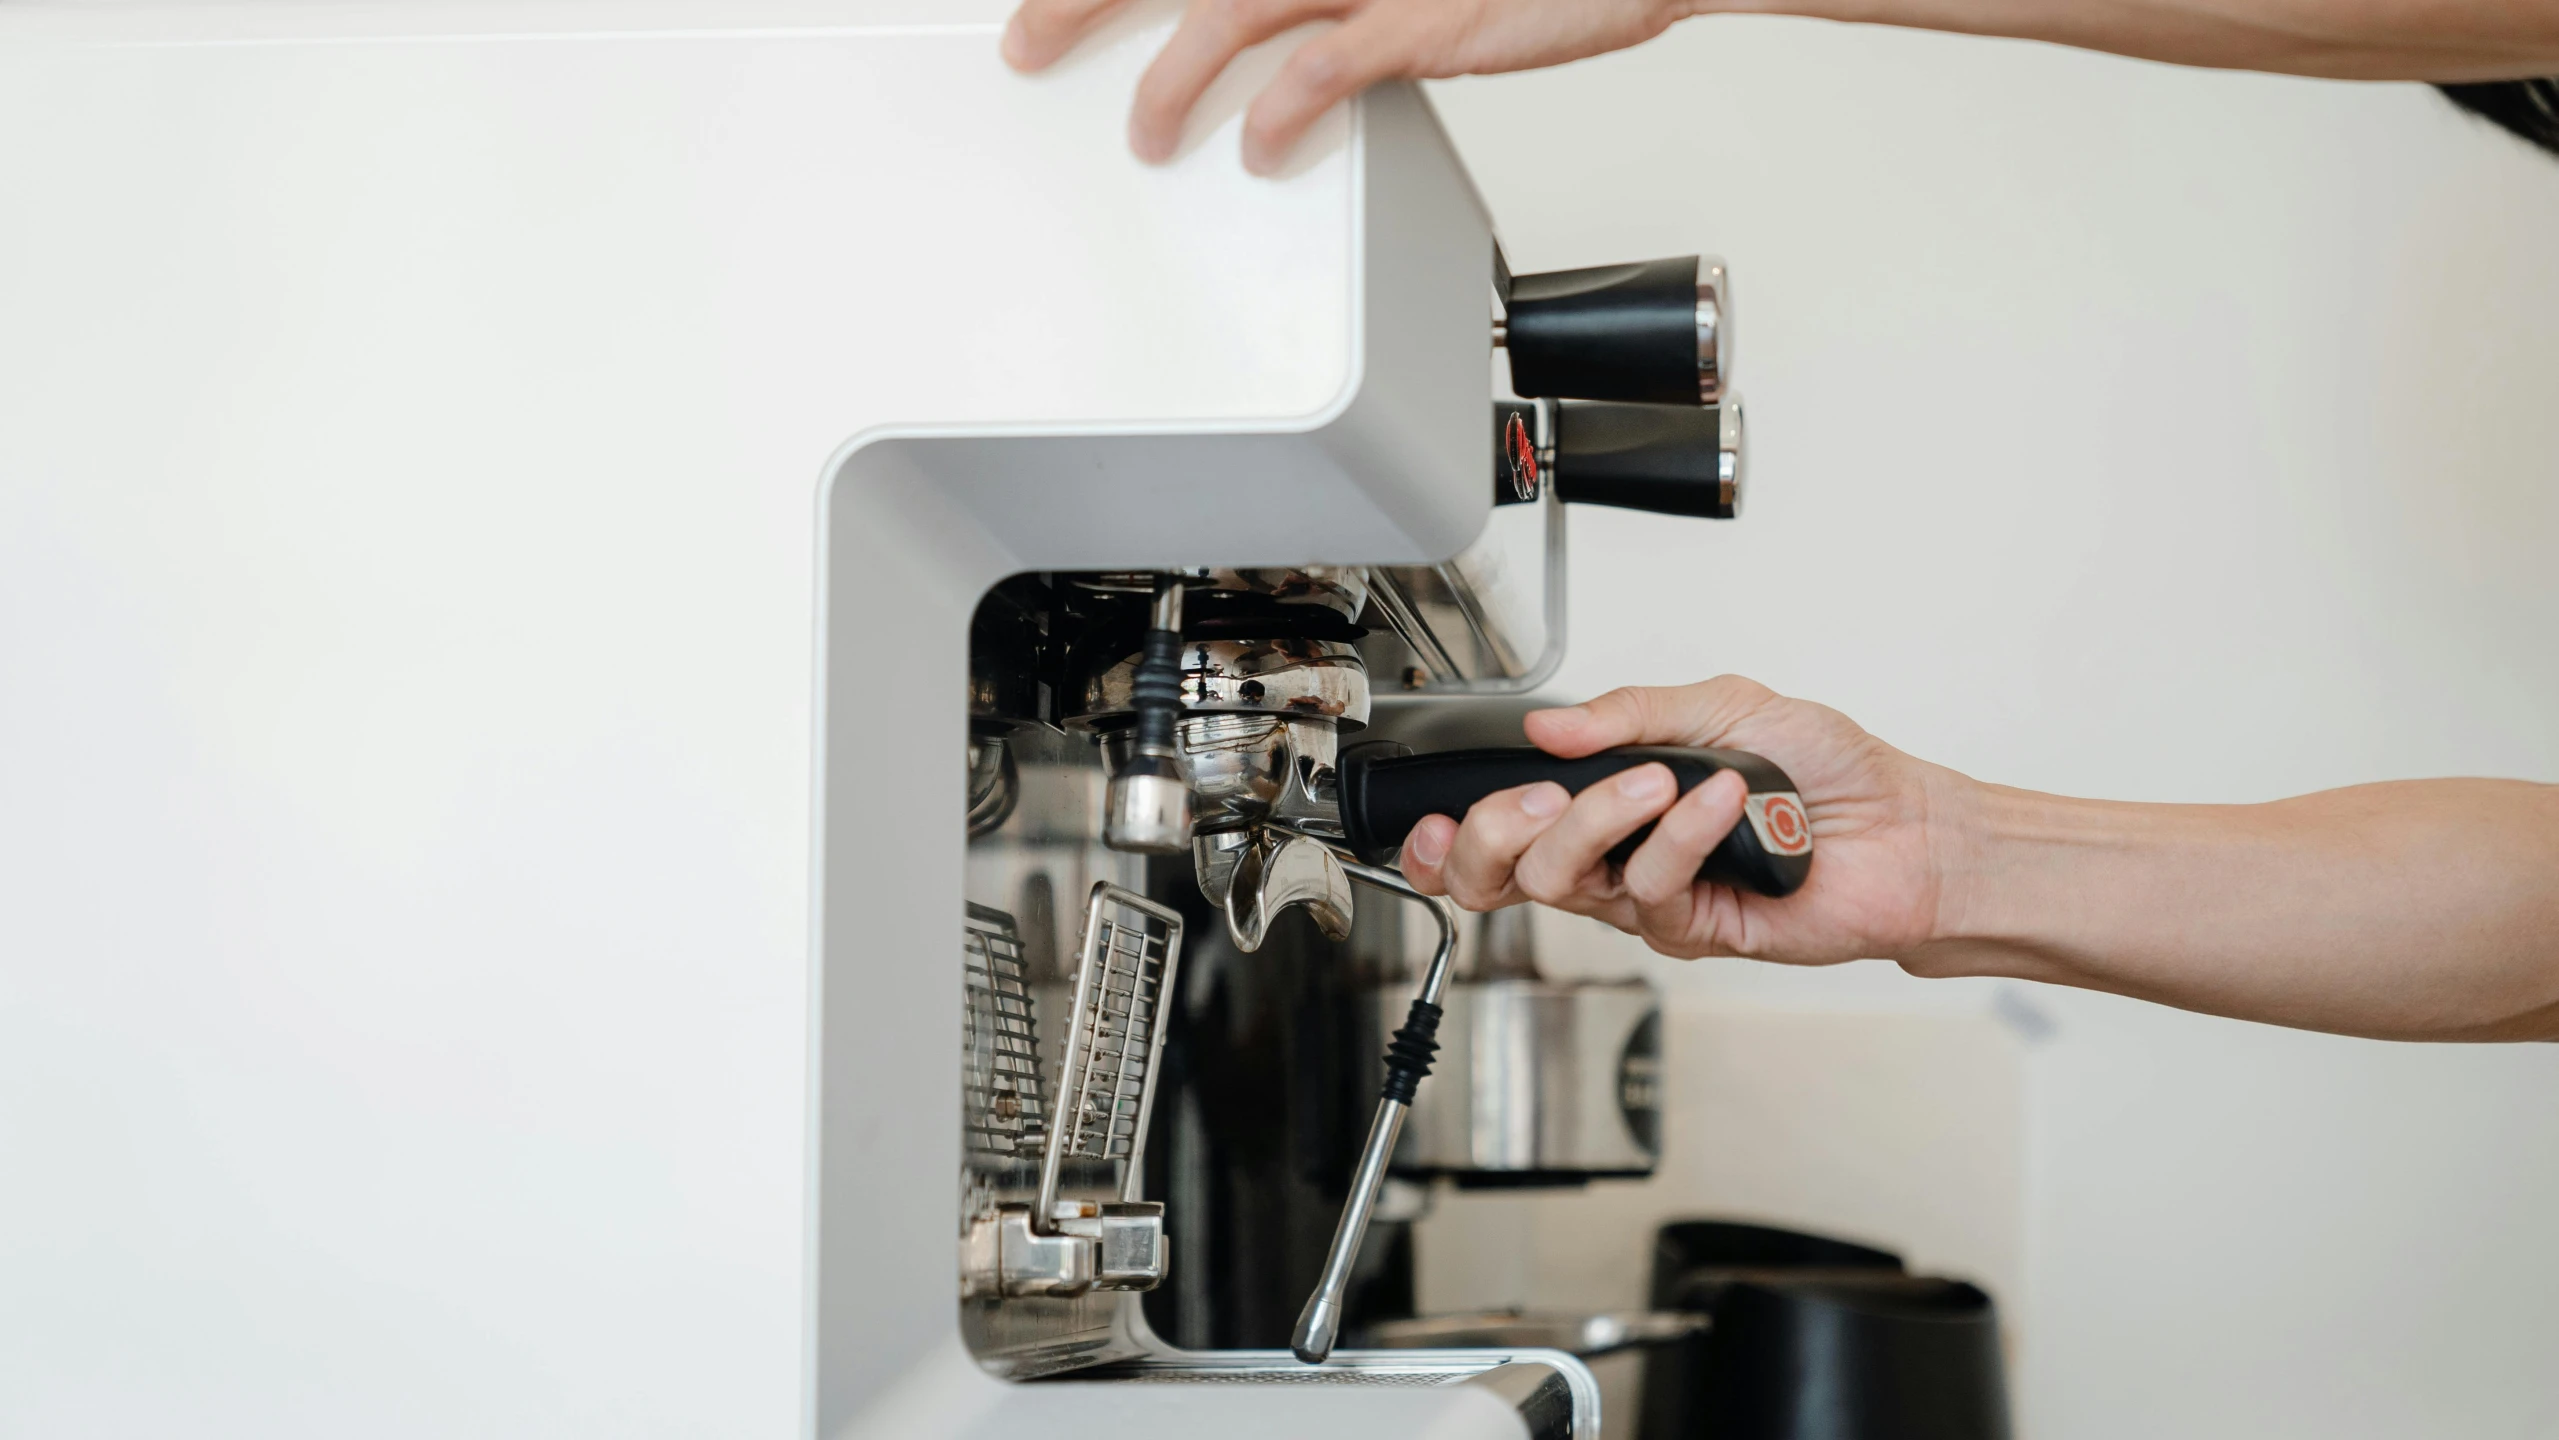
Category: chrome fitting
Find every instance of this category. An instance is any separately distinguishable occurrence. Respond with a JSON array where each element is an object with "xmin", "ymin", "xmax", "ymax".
[
  {"xmin": 1105, "ymin": 763, "xmax": 1192, "ymax": 855},
  {"xmin": 961, "ymin": 1201, "xmax": 1167, "ymax": 1299},
  {"xmin": 1696, "ymin": 258, "xmax": 1731, "ymax": 404}
]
